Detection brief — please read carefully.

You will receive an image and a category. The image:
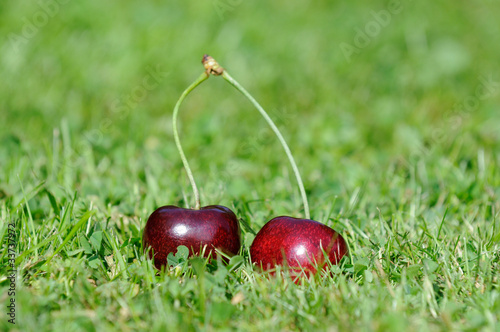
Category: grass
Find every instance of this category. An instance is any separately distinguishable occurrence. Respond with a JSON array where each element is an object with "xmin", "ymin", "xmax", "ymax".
[{"xmin": 1, "ymin": 0, "xmax": 500, "ymax": 331}]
